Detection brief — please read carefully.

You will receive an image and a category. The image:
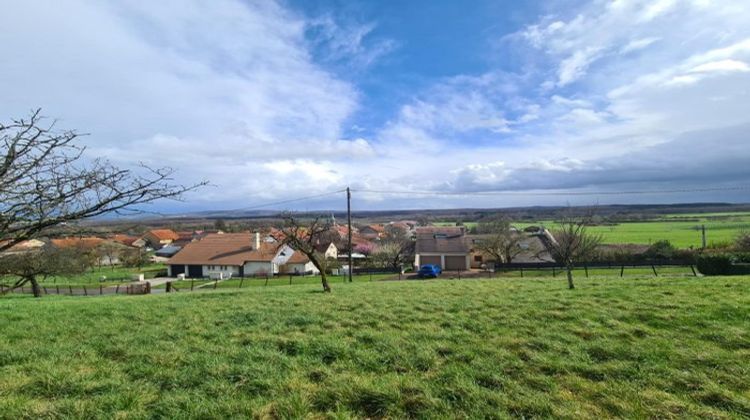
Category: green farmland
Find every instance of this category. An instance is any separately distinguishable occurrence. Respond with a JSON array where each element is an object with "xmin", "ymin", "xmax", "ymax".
[
  {"xmin": 437, "ymin": 212, "xmax": 750, "ymax": 248},
  {"xmin": 1, "ymin": 276, "xmax": 748, "ymax": 418}
]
